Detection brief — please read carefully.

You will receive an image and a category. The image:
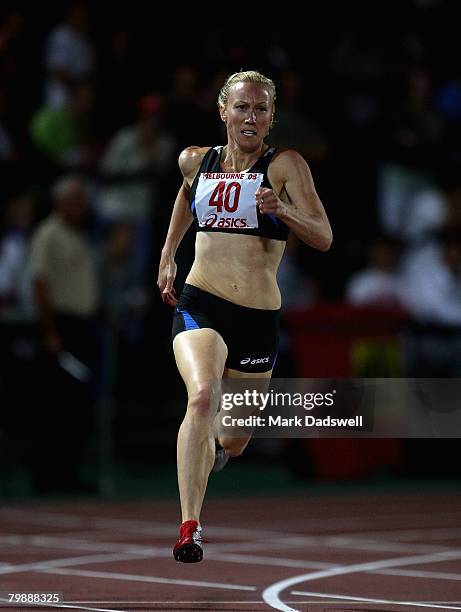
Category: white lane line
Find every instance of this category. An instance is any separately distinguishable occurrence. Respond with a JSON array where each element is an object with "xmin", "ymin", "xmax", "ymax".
[
  {"xmin": 0, "ymin": 510, "xmax": 273, "ymax": 538},
  {"xmin": 4, "ymin": 507, "xmax": 461, "ymax": 571},
  {"xmin": 398, "ymin": 528, "xmax": 461, "ymax": 542},
  {"xmin": 0, "ymin": 511, "xmax": 87, "ymax": 528},
  {"xmin": 0, "ymin": 533, "xmax": 305, "ymax": 556},
  {"xmin": 0, "ymin": 601, "xmax": 124, "ymax": 612},
  {"xmin": 388, "ymin": 527, "xmax": 461, "ymax": 542},
  {"xmin": 4, "ymin": 532, "xmax": 461, "ymax": 583},
  {"xmin": 355, "ymin": 526, "xmax": 461, "ymax": 542},
  {"xmin": 8, "ymin": 535, "xmax": 460, "ymax": 580},
  {"xmin": 0, "ymin": 534, "xmax": 171, "ymax": 555},
  {"xmin": 54, "ymin": 607, "xmax": 124, "ymax": 612},
  {"xmin": 207, "ymin": 552, "xmax": 333, "ymax": 570},
  {"xmin": 291, "ymin": 590, "xmax": 461, "ymax": 610},
  {"xmin": 39, "ymin": 567, "xmax": 257, "ymax": 591},
  {"xmin": 0, "ymin": 530, "xmax": 452, "ymax": 557},
  {"xmin": 269, "ymin": 534, "xmax": 446, "ymax": 554},
  {"xmin": 208, "ymin": 552, "xmax": 461, "ymax": 581},
  {"xmin": 5, "ymin": 508, "xmax": 461, "ymax": 538},
  {"xmin": 377, "ymin": 568, "xmax": 461, "ymax": 581},
  {"xmin": 5, "ymin": 601, "xmax": 460, "ymax": 607},
  {"xmin": 46, "ymin": 602, "xmax": 461, "ymax": 606},
  {"xmin": 3, "ymin": 531, "xmax": 461, "ymax": 584},
  {"xmin": 37, "ymin": 602, "xmax": 461, "ymax": 606},
  {"xmin": 0, "ymin": 534, "xmax": 333, "ymax": 567},
  {"xmin": 0, "ymin": 550, "xmax": 158, "ymax": 575},
  {"xmin": 262, "ymin": 549, "xmax": 461, "ymax": 612}
]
